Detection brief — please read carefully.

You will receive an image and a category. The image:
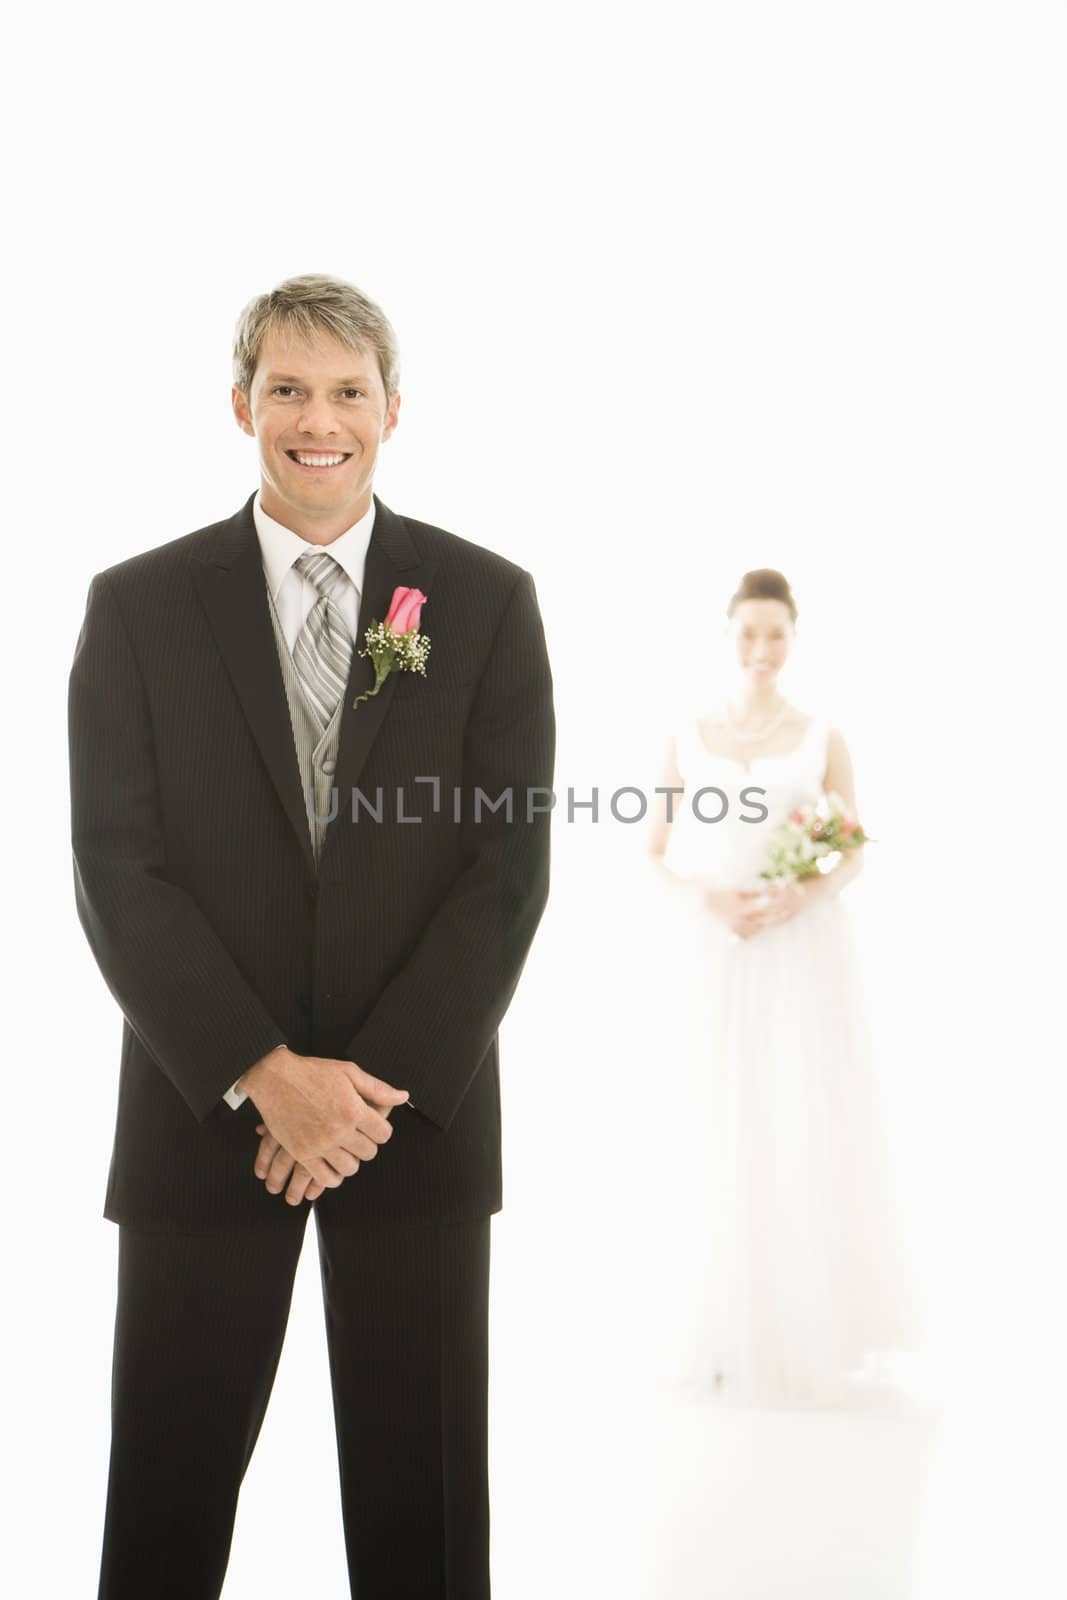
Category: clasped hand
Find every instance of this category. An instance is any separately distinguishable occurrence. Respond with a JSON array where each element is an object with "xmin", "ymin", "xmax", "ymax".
[
  {"xmin": 242, "ymin": 1048, "xmax": 409, "ymax": 1207},
  {"xmin": 706, "ymin": 878, "xmax": 808, "ymax": 939}
]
